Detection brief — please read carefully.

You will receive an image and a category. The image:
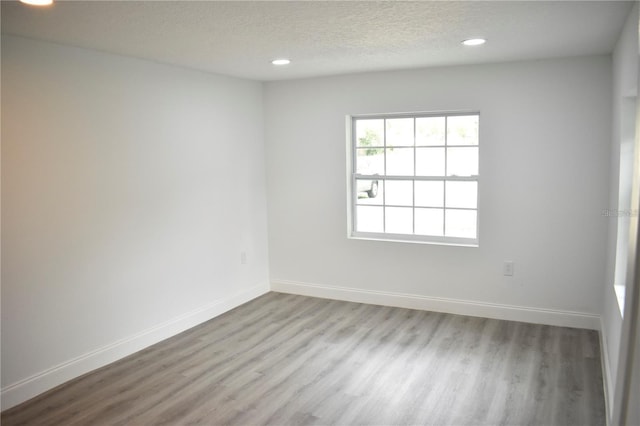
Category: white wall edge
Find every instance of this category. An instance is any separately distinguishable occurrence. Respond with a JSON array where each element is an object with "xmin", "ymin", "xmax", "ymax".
[
  {"xmin": 271, "ymin": 279, "xmax": 601, "ymax": 330},
  {"xmin": 1, "ymin": 281, "xmax": 269, "ymax": 411},
  {"xmin": 600, "ymin": 317, "xmax": 614, "ymax": 426}
]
